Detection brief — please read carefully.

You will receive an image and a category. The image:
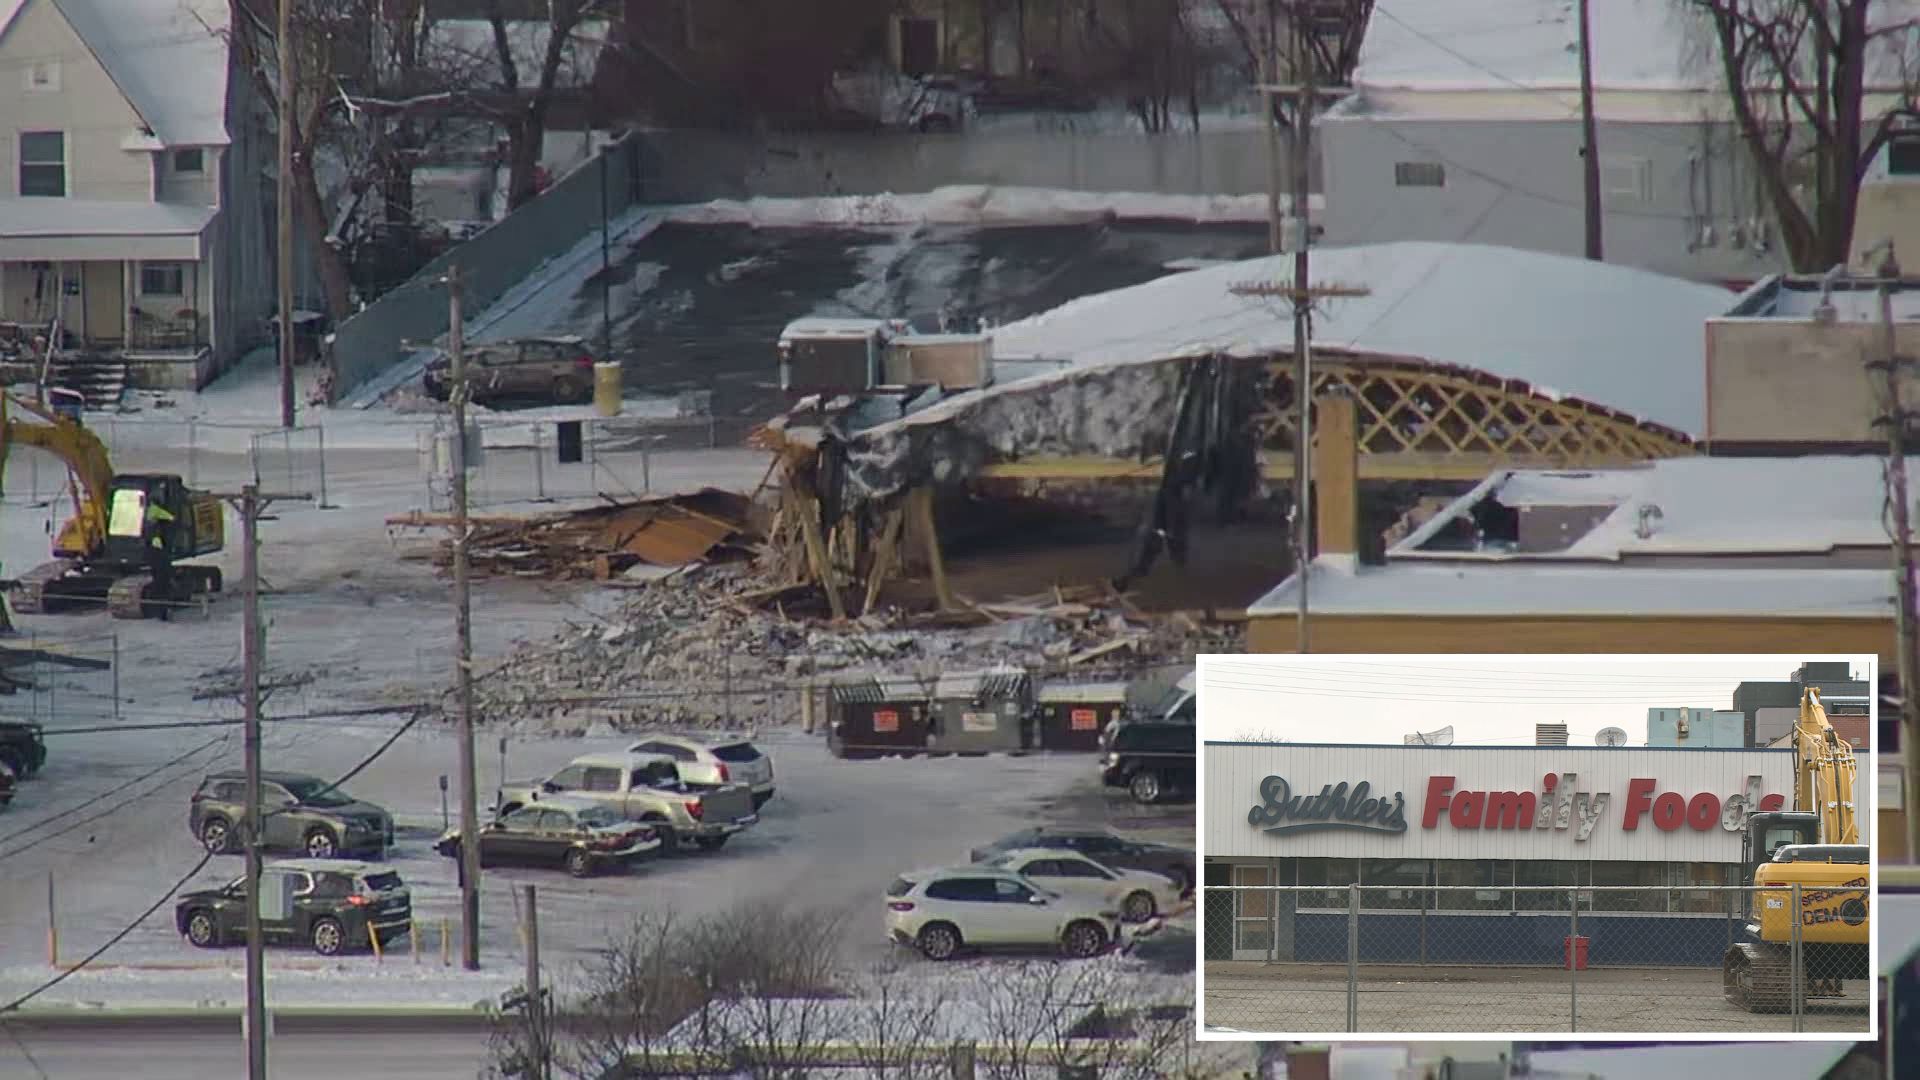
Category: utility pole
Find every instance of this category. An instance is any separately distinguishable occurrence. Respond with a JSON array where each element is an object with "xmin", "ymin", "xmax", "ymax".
[
  {"xmin": 276, "ymin": 0, "xmax": 296, "ymax": 429},
  {"xmin": 447, "ymin": 263, "xmax": 482, "ymax": 970},
  {"xmin": 1576, "ymin": 0, "xmax": 1603, "ymax": 261},
  {"xmin": 600, "ymin": 152, "xmax": 613, "ymax": 361},
  {"xmin": 1261, "ymin": 0, "xmax": 1283, "ymax": 254},
  {"xmin": 1231, "ymin": 3, "xmax": 1367, "ymax": 654},
  {"xmin": 219, "ymin": 482, "xmax": 311, "ymax": 1080},
  {"xmin": 524, "ymin": 883, "xmax": 547, "ymax": 1080},
  {"xmin": 1874, "ymin": 245, "xmax": 1920, "ymax": 862}
]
